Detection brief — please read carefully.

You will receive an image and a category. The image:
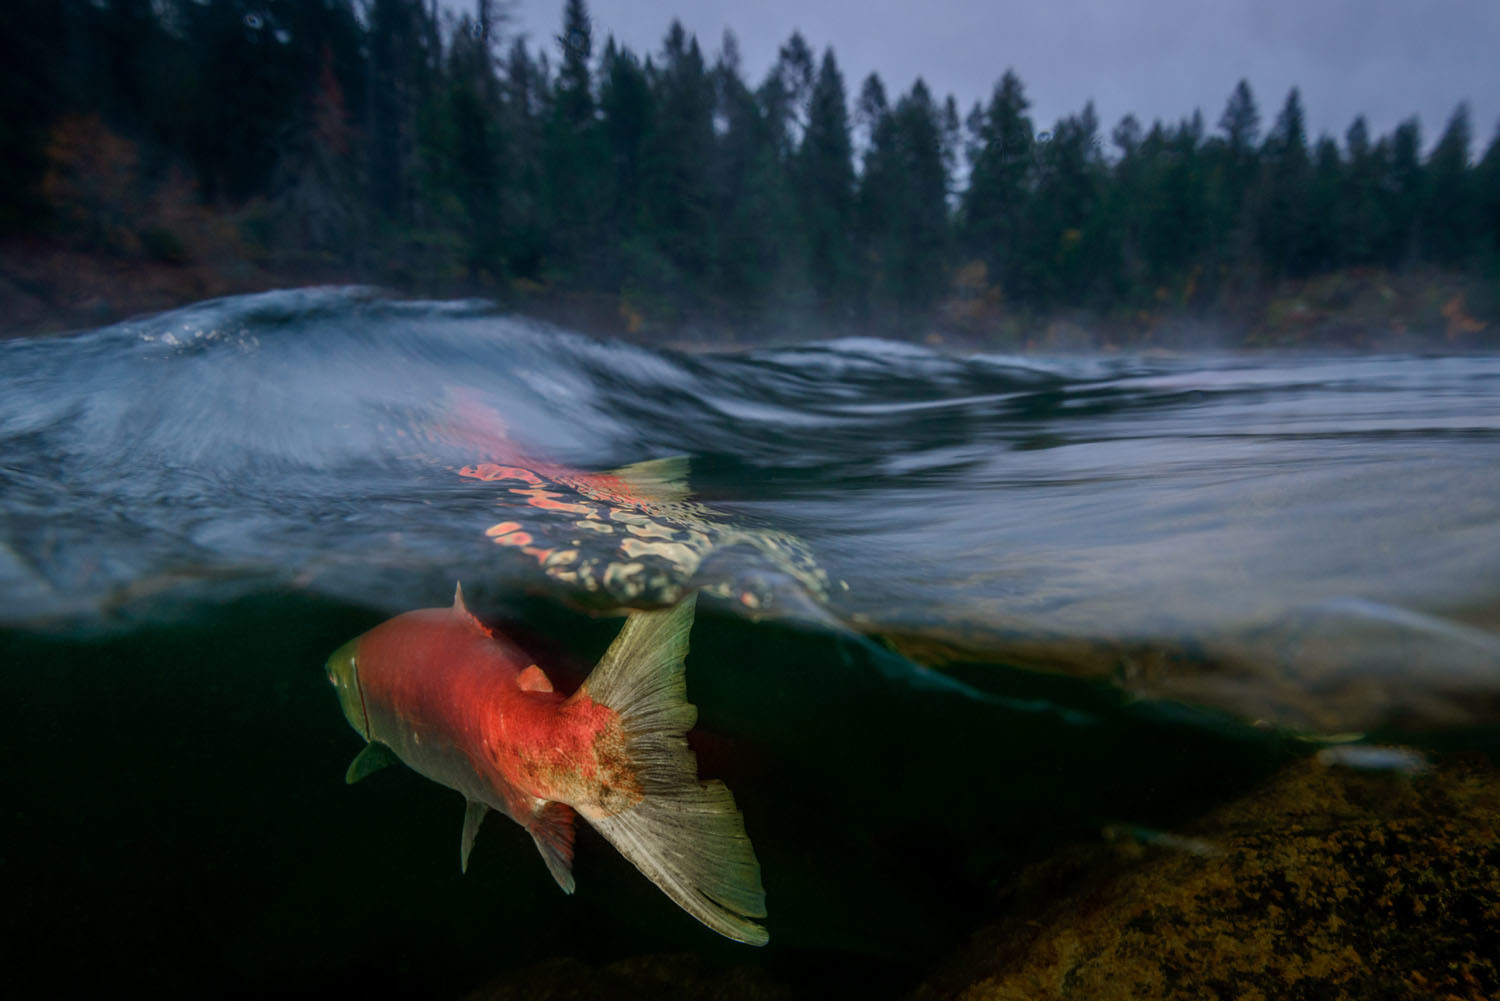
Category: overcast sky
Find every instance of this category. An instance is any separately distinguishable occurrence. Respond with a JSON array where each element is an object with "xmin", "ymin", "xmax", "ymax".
[{"xmin": 493, "ymin": 0, "xmax": 1499, "ymax": 154}]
